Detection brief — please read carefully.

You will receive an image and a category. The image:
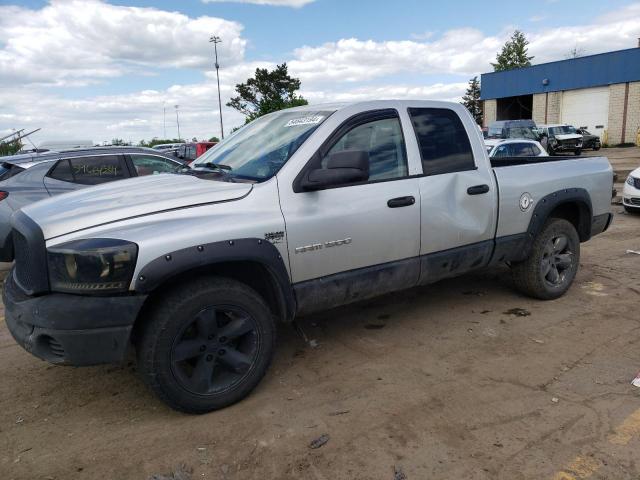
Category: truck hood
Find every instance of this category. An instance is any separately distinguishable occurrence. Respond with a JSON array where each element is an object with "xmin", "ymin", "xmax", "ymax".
[
  {"xmin": 555, "ymin": 134, "xmax": 582, "ymax": 141},
  {"xmin": 22, "ymin": 174, "xmax": 252, "ymax": 240}
]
